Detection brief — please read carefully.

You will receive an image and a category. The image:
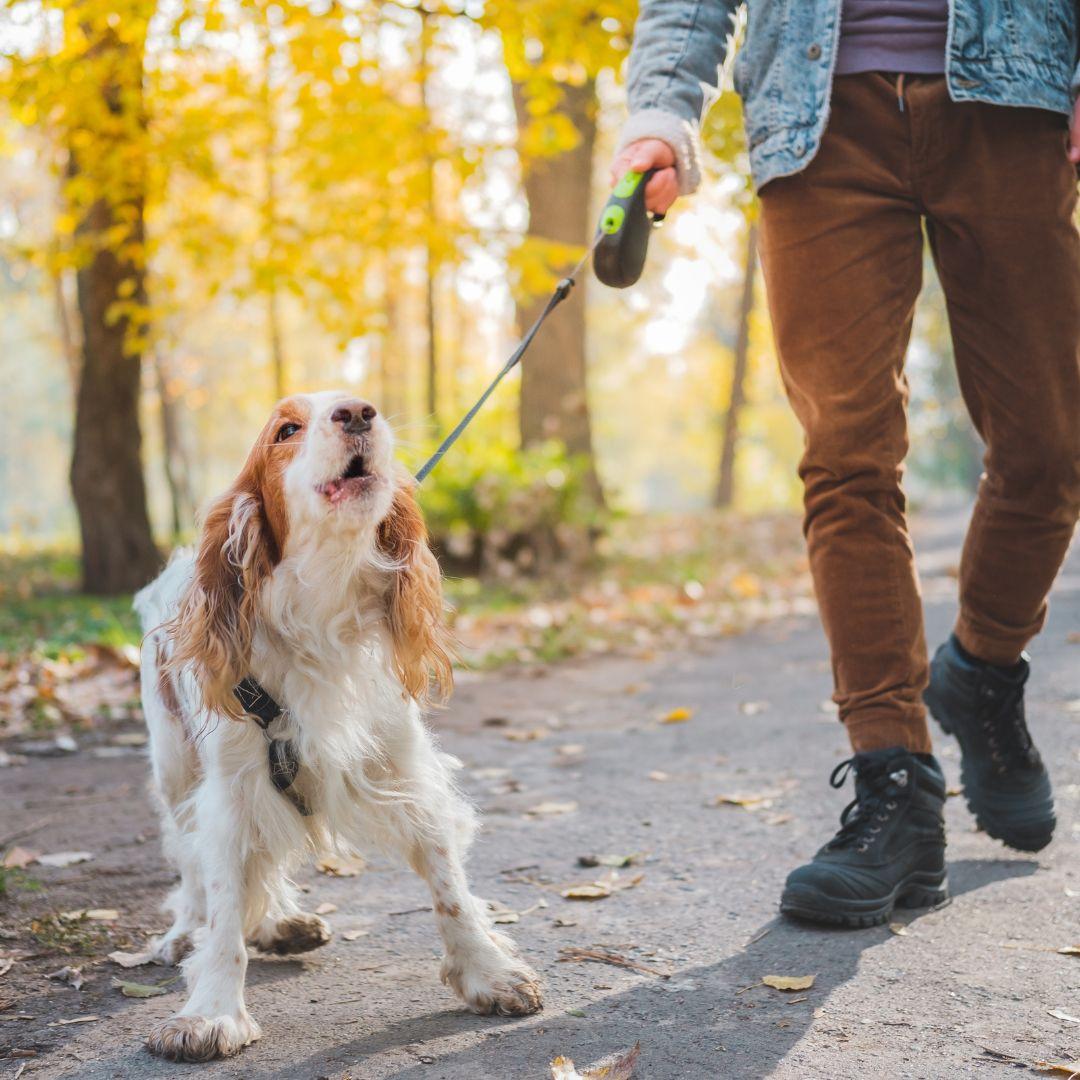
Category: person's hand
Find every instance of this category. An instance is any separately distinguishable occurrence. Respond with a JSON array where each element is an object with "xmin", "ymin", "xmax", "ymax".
[
  {"xmin": 609, "ymin": 139, "xmax": 679, "ymax": 215},
  {"xmin": 1069, "ymin": 96, "xmax": 1080, "ymax": 164}
]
